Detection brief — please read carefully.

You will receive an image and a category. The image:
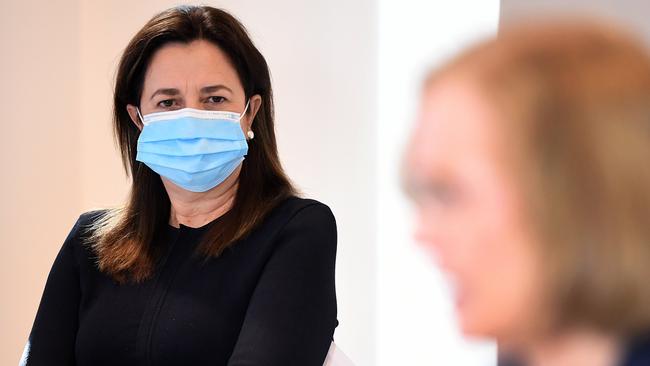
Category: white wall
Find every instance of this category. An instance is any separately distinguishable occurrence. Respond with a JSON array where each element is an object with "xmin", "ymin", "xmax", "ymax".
[
  {"xmin": 0, "ymin": 1, "xmax": 81, "ymax": 364},
  {"xmin": 376, "ymin": 1, "xmax": 500, "ymax": 365}
]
